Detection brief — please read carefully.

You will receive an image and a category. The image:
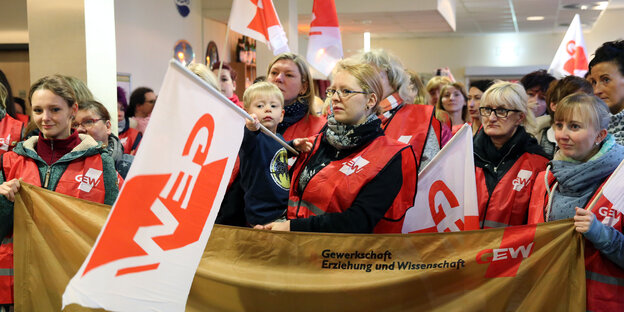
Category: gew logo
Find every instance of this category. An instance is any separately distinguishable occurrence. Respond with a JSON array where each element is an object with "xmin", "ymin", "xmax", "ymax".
[
  {"xmin": 339, "ymin": 156, "xmax": 369, "ymax": 176},
  {"xmin": 75, "ymin": 168, "xmax": 103, "ymax": 193},
  {"xmin": 512, "ymin": 169, "xmax": 532, "ymax": 191},
  {"xmin": 476, "ymin": 224, "xmax": 537, "ymax": 278}
]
